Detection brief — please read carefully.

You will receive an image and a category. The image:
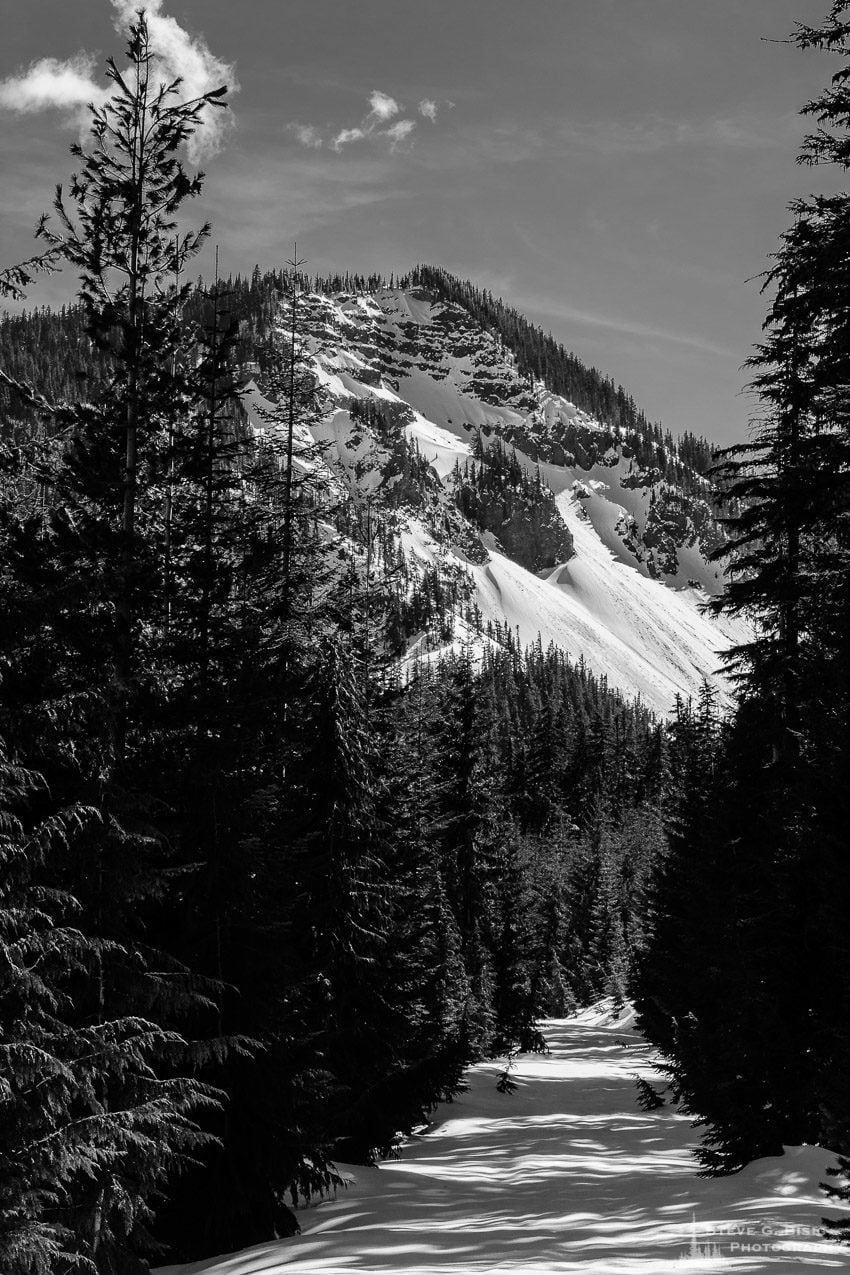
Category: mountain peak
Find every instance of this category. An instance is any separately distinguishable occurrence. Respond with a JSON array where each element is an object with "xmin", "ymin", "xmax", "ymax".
[{"xmin": 250, "ymin": 273, "xmax": 746, "ymax": 714}]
